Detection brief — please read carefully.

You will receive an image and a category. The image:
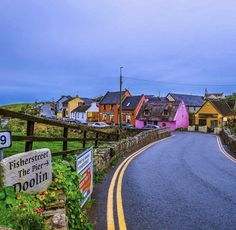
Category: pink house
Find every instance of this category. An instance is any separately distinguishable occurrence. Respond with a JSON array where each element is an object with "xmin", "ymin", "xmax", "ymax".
[{"xmin": 136, "ymin": 99, "xmax": 189, "ymax": 131}]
